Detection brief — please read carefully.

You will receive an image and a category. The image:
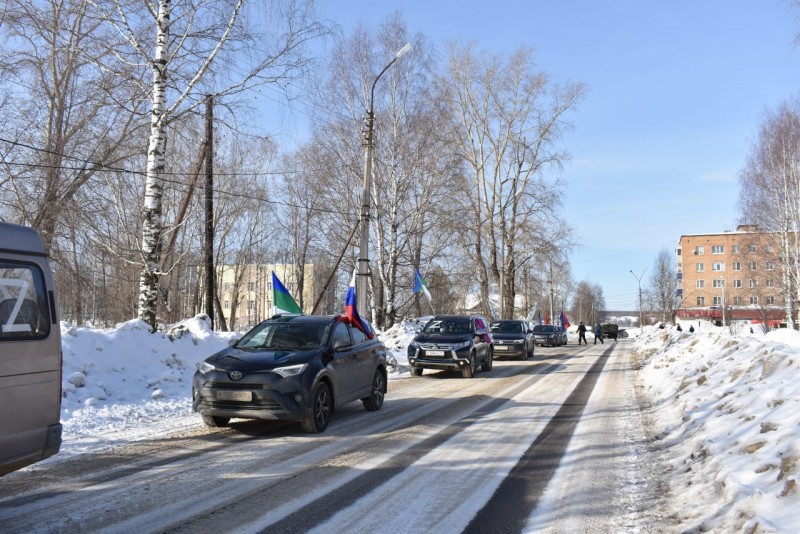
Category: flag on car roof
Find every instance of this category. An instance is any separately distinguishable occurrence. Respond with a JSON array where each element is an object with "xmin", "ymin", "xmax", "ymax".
[
  {"xmin": 272, "ymin": 271, "xmax": 303, "ymax": 315},
  {"xmin": 560, "ymin": 310, "xmax": 570, "ymax": 332},
  {"xmin": 412, "ymin": 269, "xmax": 432, "ymax": 302},
  {"xmin": 345, "ymin": 270, "xmax": 374, "ymax": 339}
]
